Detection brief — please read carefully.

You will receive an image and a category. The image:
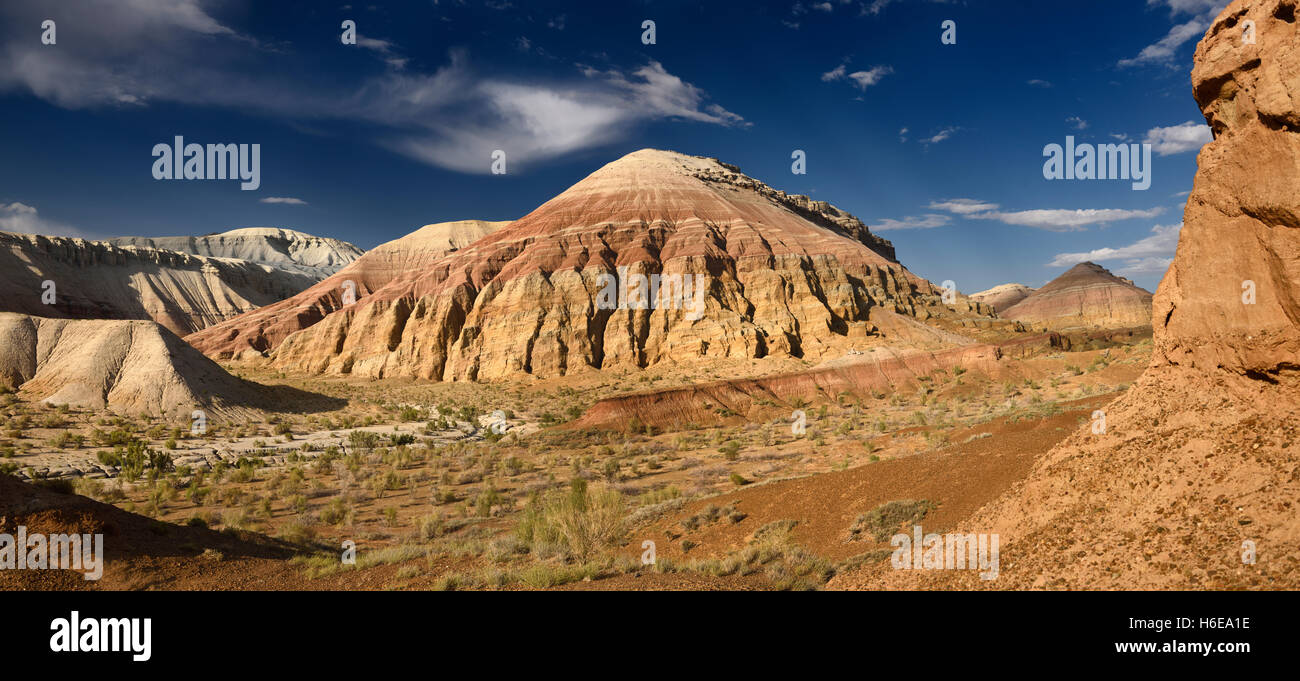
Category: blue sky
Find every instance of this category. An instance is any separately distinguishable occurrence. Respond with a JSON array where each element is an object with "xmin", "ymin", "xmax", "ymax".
[{"xmin": 0, "ymin": 0, "xmax": 1226, "ymax": 292}]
